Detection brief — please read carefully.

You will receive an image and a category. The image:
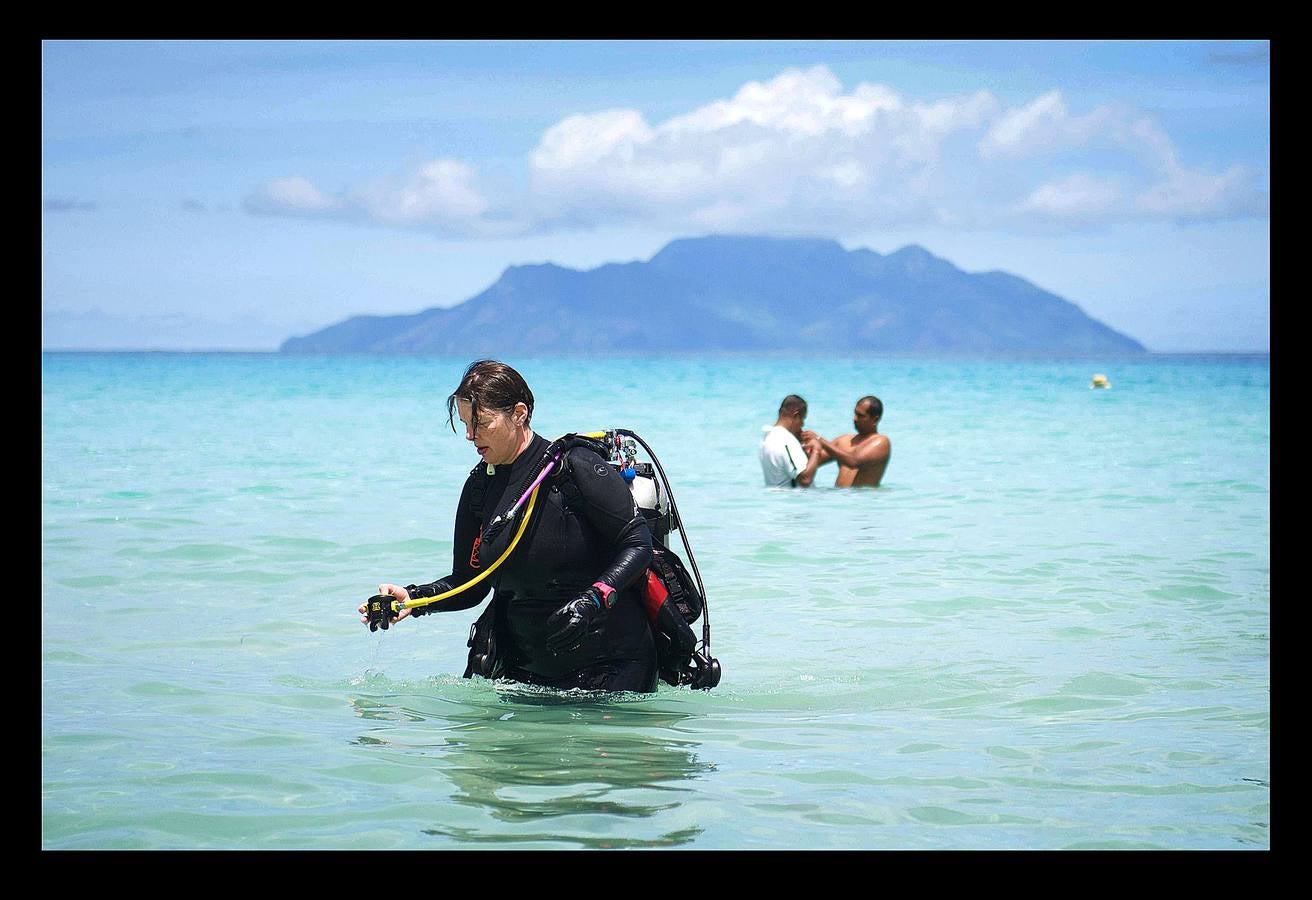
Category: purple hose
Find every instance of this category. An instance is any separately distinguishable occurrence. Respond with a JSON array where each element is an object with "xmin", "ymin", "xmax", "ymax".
[{"xmin": 505, "ymin": 455, "xmax": 559, "ymax": 517}]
